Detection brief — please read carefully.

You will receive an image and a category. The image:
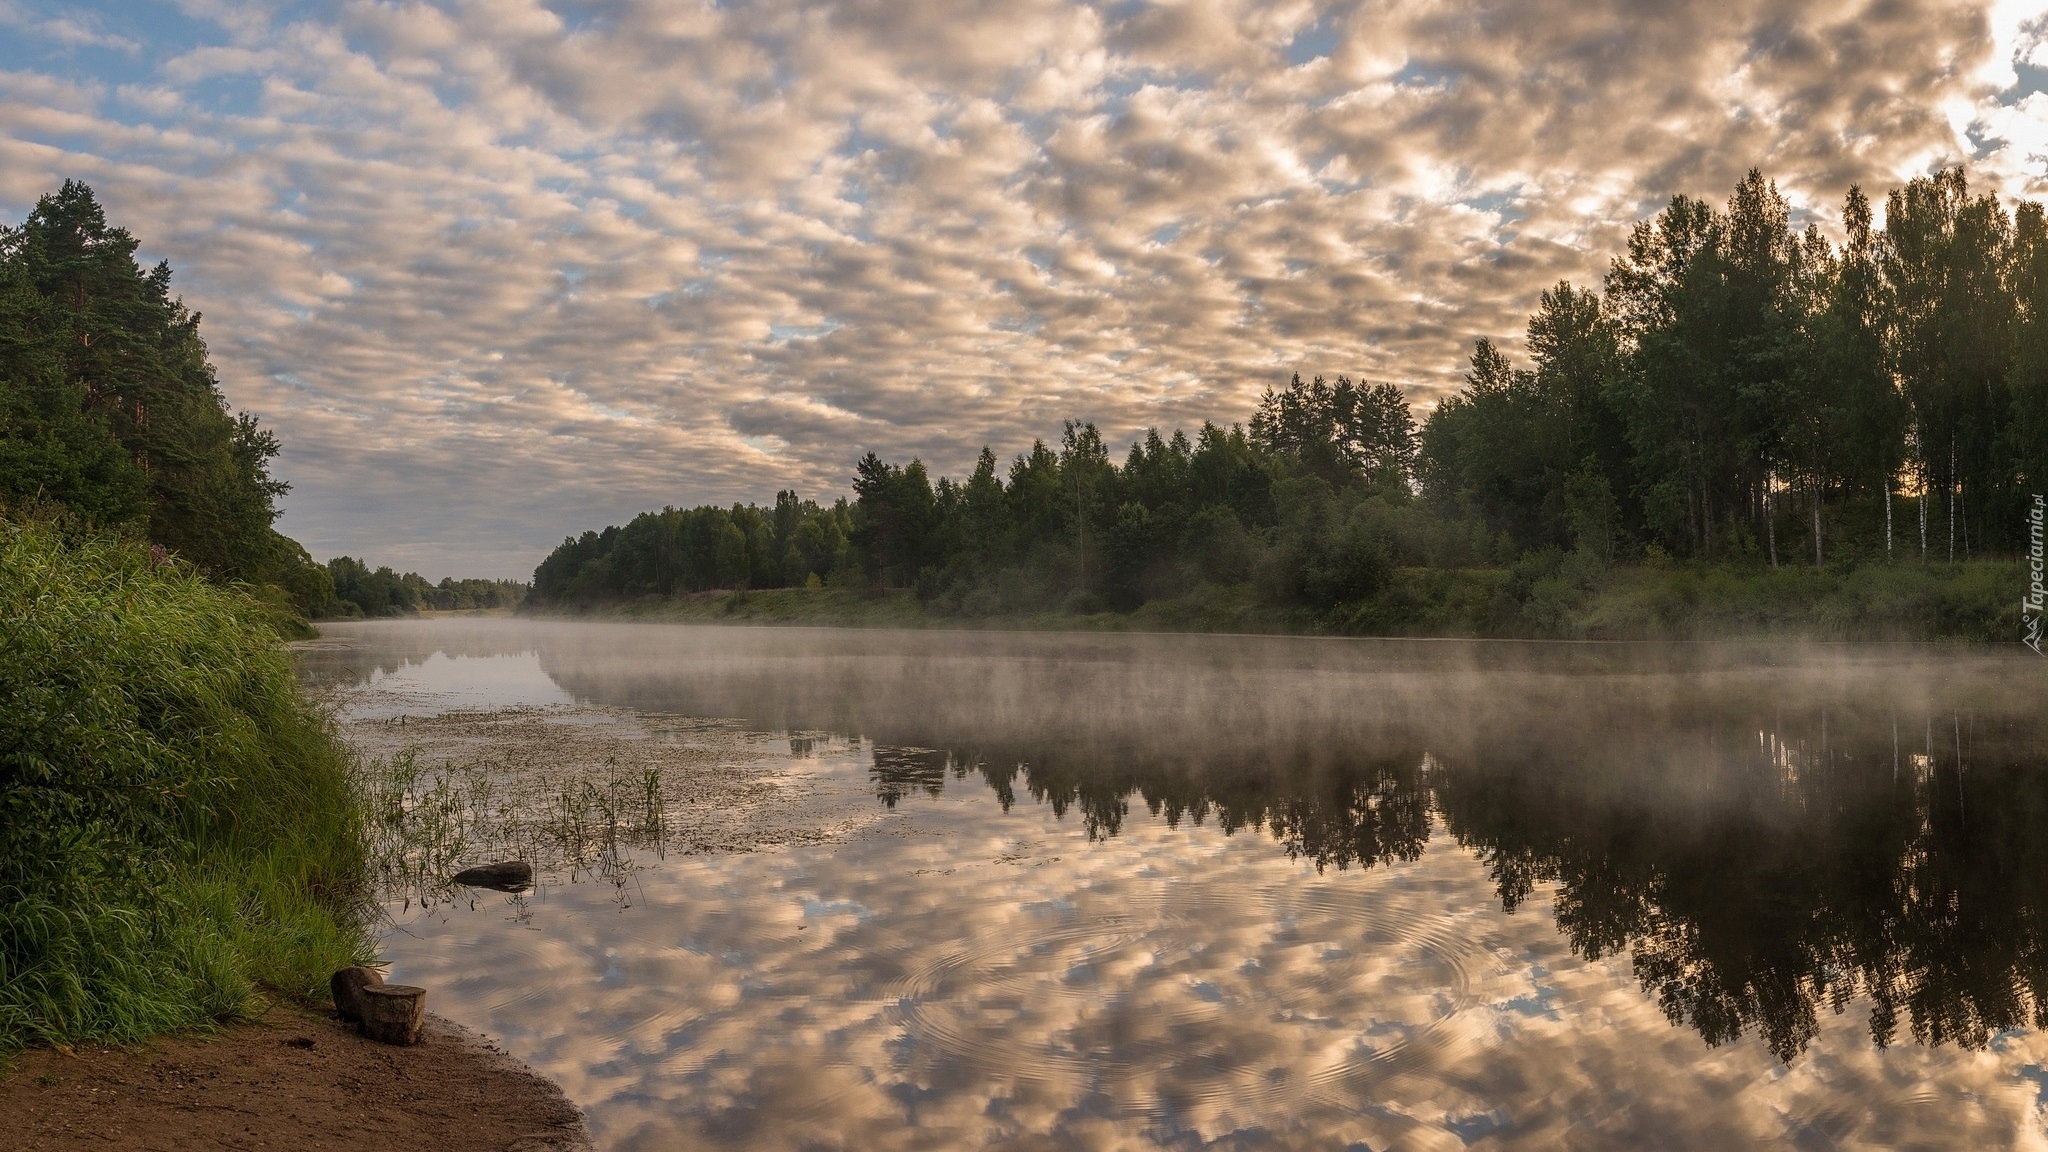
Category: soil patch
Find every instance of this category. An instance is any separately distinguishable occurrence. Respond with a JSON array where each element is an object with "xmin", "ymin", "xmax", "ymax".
[{"xmin": 0, "ymin": 1000, "xmax": 588, "ymax": 1152}]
